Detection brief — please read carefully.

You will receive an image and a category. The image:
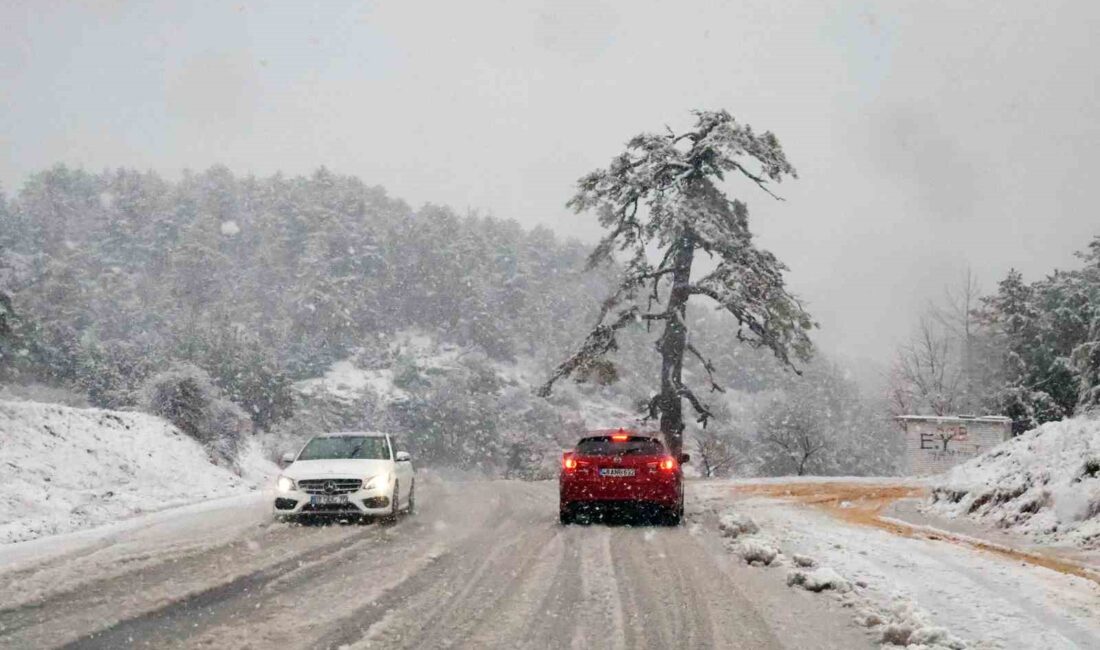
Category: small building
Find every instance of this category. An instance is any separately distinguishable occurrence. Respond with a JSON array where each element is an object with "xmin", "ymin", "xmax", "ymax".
[{"xmin": 897, "ymin": 415, "xmax": 1012, "ymax": 476}]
